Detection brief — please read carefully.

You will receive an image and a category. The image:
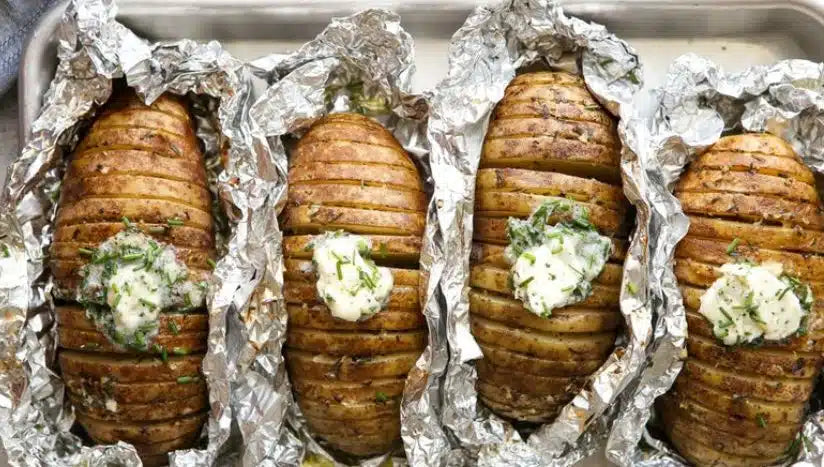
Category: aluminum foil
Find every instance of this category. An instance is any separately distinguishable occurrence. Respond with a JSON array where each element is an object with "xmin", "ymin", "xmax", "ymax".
[
  {"xmin": 426, "ymin": 0, "xmax": 647, "ymax": 465},
  {"xmin": 244, "ymin": 9, "xmax": 447, "ymax": 466},
  {"xmin": 0, "ymin": 0, "xmax": 278, "ymax": 465},
  {"xmin": 609, "ymin": 53, "xmax": 824, "ymax": 466}
]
